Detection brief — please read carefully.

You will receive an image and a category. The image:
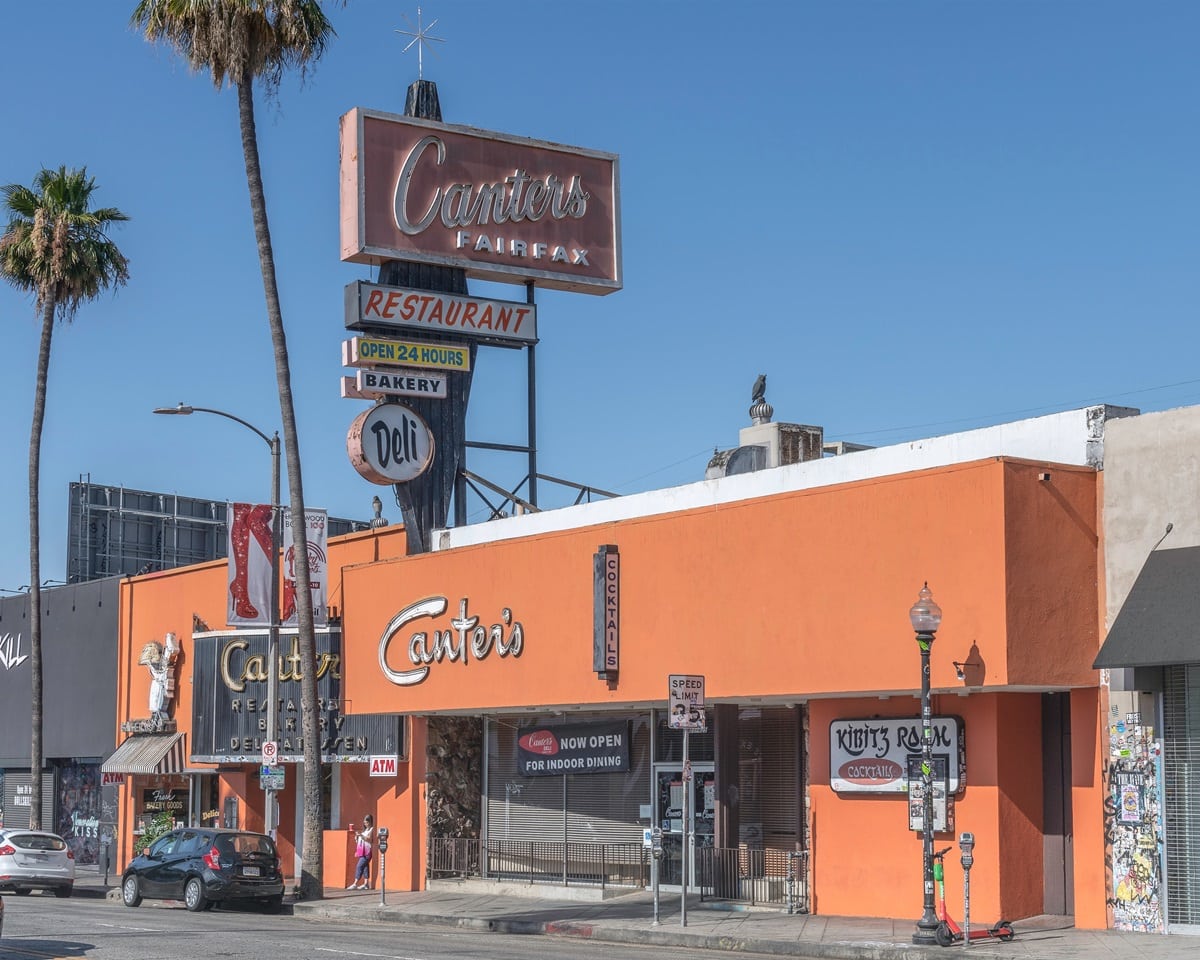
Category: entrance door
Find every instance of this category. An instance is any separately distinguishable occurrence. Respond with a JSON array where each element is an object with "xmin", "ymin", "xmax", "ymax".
[{"xmin": 654, "ymin": 764, "xmax": 715, "ymax": 886}]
